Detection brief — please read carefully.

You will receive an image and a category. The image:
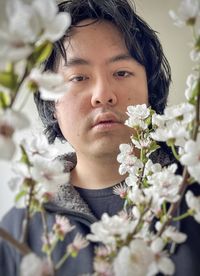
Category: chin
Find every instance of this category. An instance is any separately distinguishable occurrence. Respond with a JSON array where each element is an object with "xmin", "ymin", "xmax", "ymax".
[{"xmin": 89, "ymin": 140, "xmax": 123, "ymax": 157}]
